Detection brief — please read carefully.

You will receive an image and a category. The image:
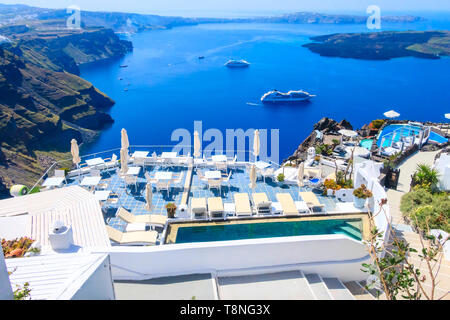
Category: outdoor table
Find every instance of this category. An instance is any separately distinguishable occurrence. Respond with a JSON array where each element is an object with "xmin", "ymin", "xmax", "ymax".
[
  {"xmin": 42, "ymin": 177, "xmax": 65, "ymax": 188},
  {"xmin": 80, "ymin": 176, "xmax": 102, "ymax": 188},
  {"xmin": 127, "ymin": 167, "xmax": 141, "ymax": 176},
  {"xmin": 132, "ymin": 151, "xmax": 149, "ymax": 158},
  {"xmin": 161, "ymin": 152, "xmax": 177, "ymax": 159},
  {"xmin": 85, "ymin": 158, "xmax": 105, "ymax": 167},
  {"xmin": 255, "ymin": 161, "xmax": 271, "ymax": 170},
  {"xmin": 125, "ymin": 223, "xmax": 147, "ymax": 232},
  {"xmin": 94, "ymin": 190, "xmax": 111, "ymax": 202},
  {"xmin": 204, "ymin": 170, "xmax": 222, "ymax": 179},
  {"xmin": 154, "ymin": 171, "xmax": 173, "ymax": 180},
  {"xmin": 211, "ymin": 155, "xmax": 227, "ymax": 162}
]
